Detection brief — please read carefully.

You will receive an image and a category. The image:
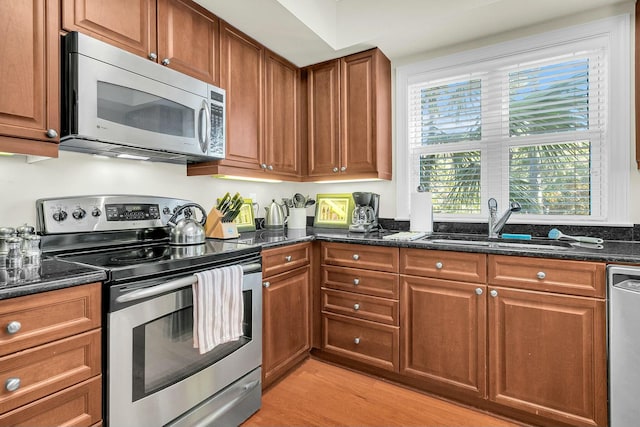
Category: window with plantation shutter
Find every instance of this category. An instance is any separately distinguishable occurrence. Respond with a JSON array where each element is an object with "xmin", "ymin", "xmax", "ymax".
[{"xmin": 397, "ymin": 15, "xmax": 629, "ymax": 224}]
